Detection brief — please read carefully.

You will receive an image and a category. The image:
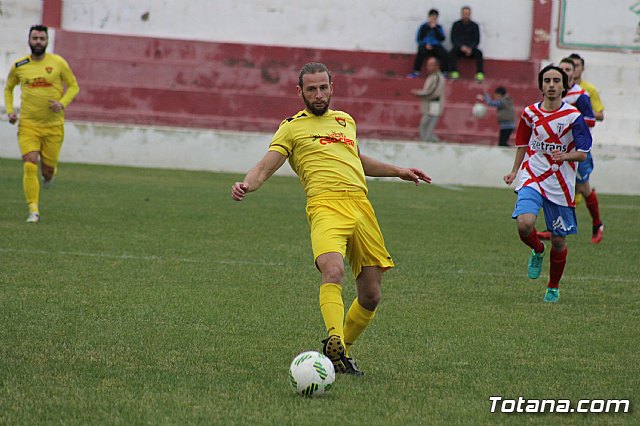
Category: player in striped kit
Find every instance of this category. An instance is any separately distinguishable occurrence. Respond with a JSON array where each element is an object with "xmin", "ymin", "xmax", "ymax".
[
  {"xmin": 504, "ymin": 65, "xmax": 592, "ymax": 303},
  {"xmin": 538, "ymin": 58, "xmax": 604, "ymax": 243}
]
